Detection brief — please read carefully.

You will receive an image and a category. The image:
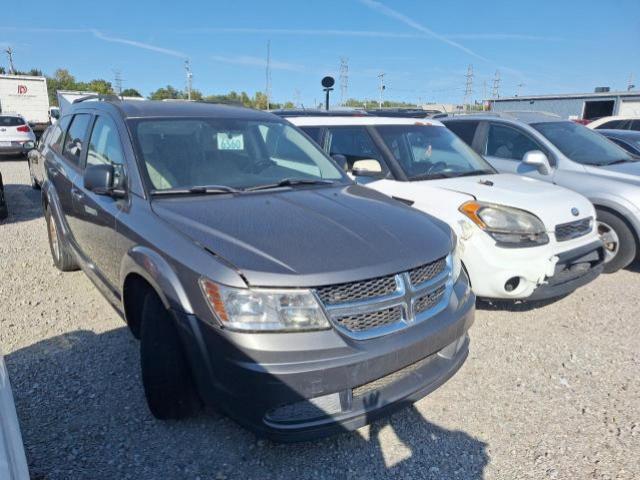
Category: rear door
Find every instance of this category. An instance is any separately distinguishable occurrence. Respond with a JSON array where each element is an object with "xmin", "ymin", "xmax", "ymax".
[
  {"xmin": 44, "ymin": 115, "xmax": 75, "ymax": 231},
  {"xmin": 71, "ymin": 113, "xmax": 127, "ymax": 288},
  {"xmin": 482, "ymin": 122, "xmax": 553, "ymax": 181},
  {"xmin": 323, "ymin": 126, "xmax": 390, "ymax": 182}
]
